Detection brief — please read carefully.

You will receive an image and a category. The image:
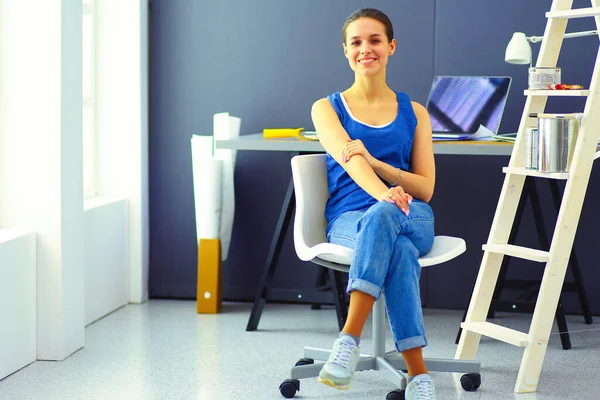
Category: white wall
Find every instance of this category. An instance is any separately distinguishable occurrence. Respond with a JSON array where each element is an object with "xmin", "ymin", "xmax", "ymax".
[
  {"xmin": 0, "ymin": 0, "xmax": 85, "ymax": 361},
  {"xmin": 0, "ymin": 0, "xmax": 149, "ymax": 367},
  {"xmin": 96, "ymin": 0, "xmax": 149, "ymax": 304},
  {"xmin": 82, "ymin": 0, "xmax": 149, "ymax": 324},
  {"xmin": 84, "ymin": 198, "xmax": 129, "ymax": 325},
  {"xmin": 0, "ymin": 230, "xmax": 36, "ymax": 380}
]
